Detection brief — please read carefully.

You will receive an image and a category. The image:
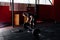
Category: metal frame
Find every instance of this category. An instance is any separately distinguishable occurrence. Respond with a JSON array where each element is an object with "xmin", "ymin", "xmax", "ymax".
[
  {"xmin": 34, "ymin": 0, "xmax": 39, "ymax": 17},
  {"xmin": 11, "ymin": 0, "xmax": 40, "ymax": 27},
  {"xmin": 11, "ymin": 0, "xmax": 14, "ymax": 27}
]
